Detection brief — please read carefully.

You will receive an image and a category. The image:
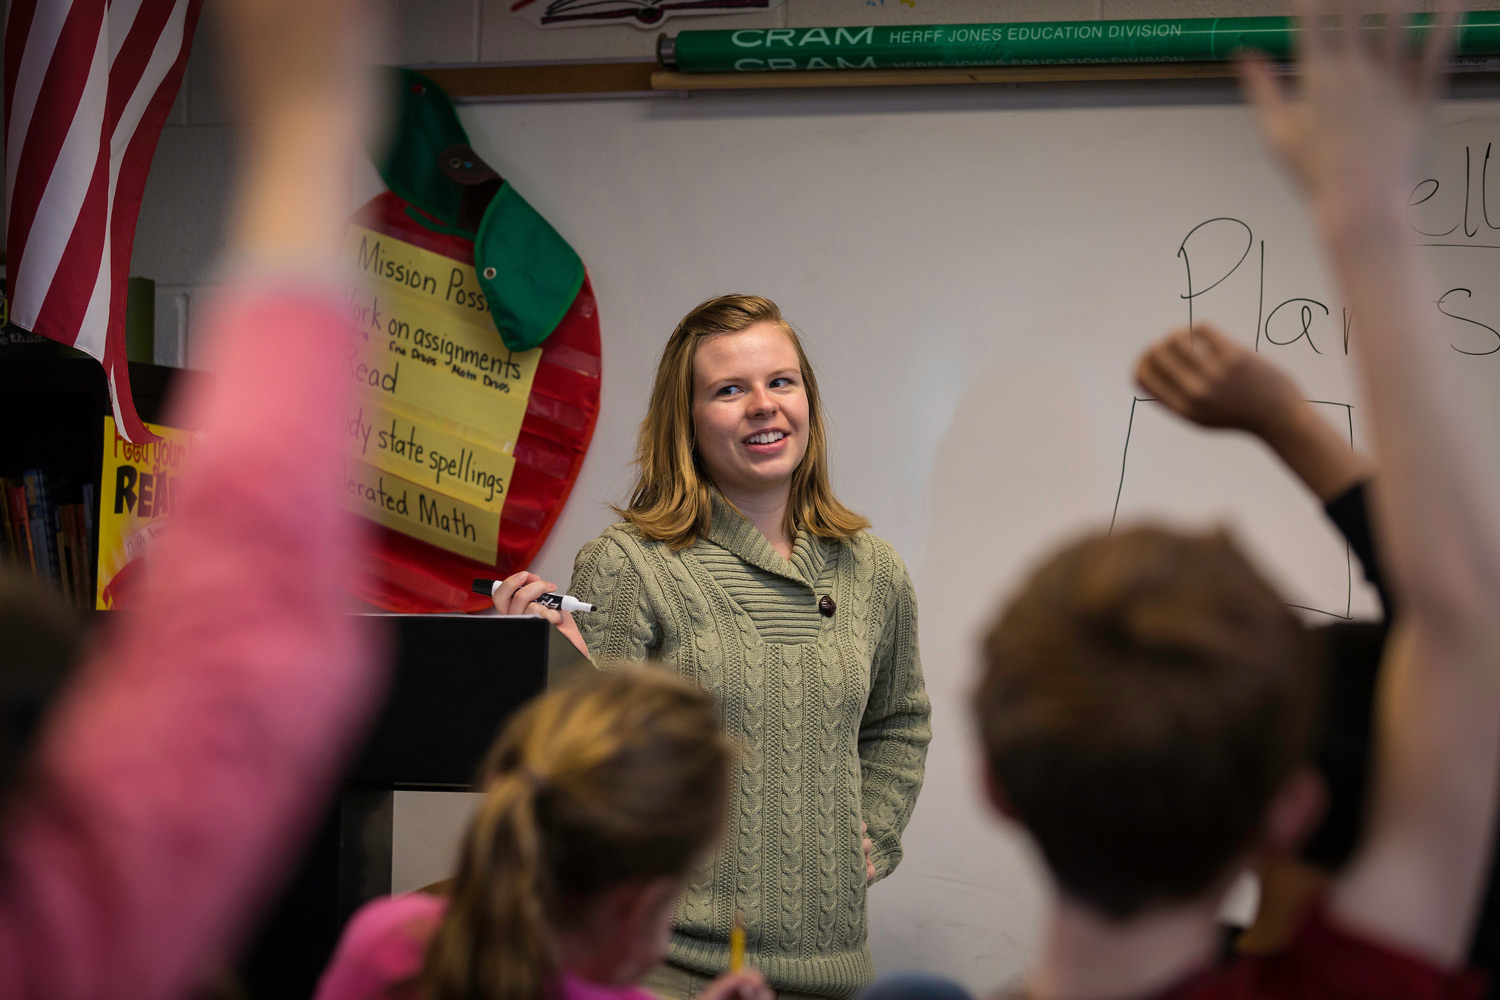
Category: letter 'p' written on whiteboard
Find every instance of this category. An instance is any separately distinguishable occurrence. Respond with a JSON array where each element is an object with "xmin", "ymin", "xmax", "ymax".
[{"xmin": 341, "ymin": 226, "xmax": 542, "ymax": 561}]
